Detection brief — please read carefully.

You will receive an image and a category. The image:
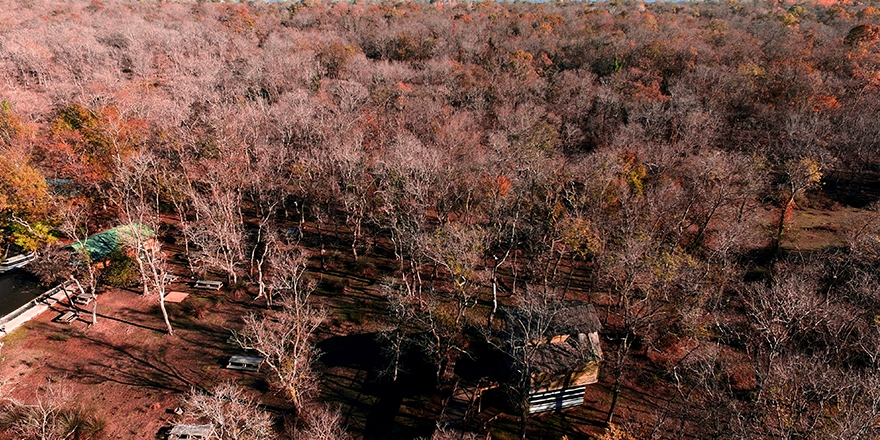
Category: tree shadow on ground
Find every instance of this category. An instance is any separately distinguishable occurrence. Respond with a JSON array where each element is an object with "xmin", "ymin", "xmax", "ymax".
[
  {"xmin": 823, "ymin": 169, "xmax": 880, "ymax": 209},
  {"xmin": 317, "ymin": 332, "xmax": 437, "ymax": 439},
  {"xmin": 46, "ymin": 335, "xmax": 198, "ymax": 394}
]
